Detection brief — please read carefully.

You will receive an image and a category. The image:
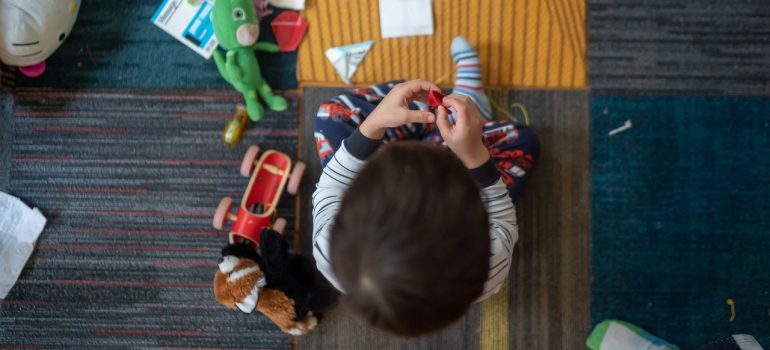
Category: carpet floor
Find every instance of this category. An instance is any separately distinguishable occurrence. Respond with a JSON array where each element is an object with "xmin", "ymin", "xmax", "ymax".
[
  {"xmin": 589, "ymin": 0, "xmax": 770, "ymax": 95},
  {"xmin": 589, "ymin": 0, "xmax": 770, "ymax": 347},
  {"xmin": 0, "ymin": 88, "xmax": 299, "ymax": 349},
  {"xmin": 591, "ymin": 95, "xmax": 770, "ymax": 347}
]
